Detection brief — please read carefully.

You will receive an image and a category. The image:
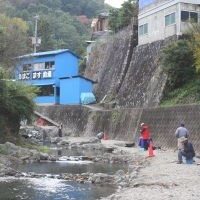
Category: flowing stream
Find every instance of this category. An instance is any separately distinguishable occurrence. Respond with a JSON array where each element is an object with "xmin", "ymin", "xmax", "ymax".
[{"xmin": 0, "ymin": 144, "xmax": 128, "ymax": 199}]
